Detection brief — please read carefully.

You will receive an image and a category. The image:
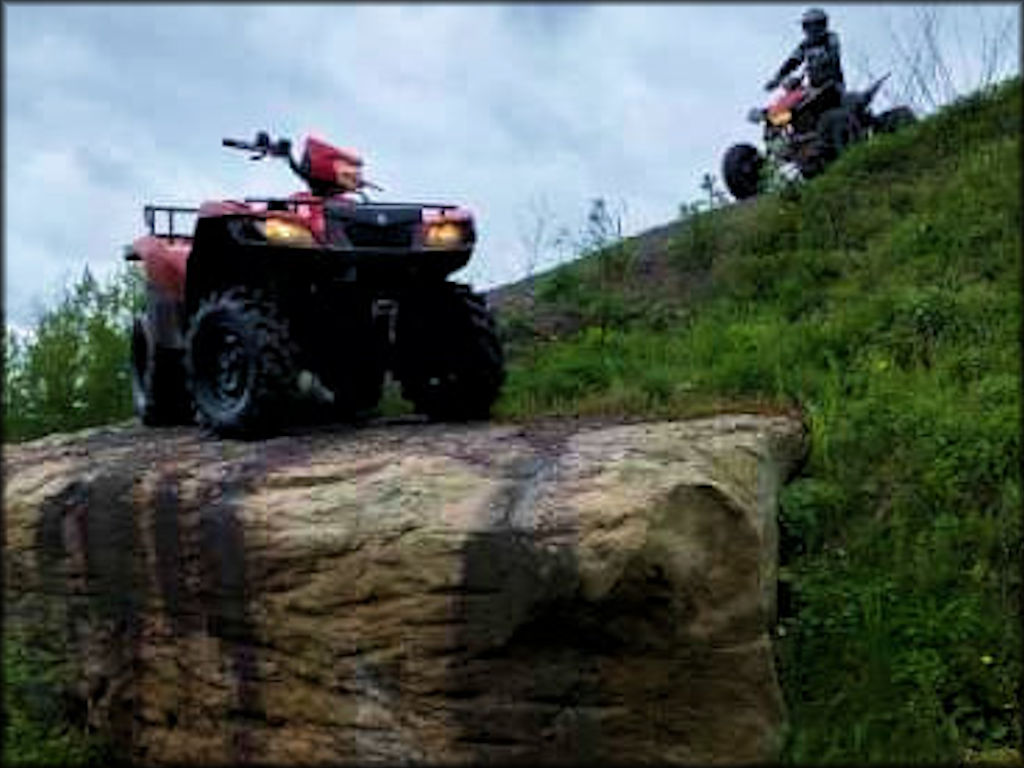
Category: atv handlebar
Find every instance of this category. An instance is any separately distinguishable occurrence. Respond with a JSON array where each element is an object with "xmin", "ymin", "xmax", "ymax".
[
  {"xmin": 222, "ymin": 131, "xmax": 292, "ymax": 160},
  {"xmin": 222, "ymin": 130, "xmax": 384, "ymax": 196}
]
